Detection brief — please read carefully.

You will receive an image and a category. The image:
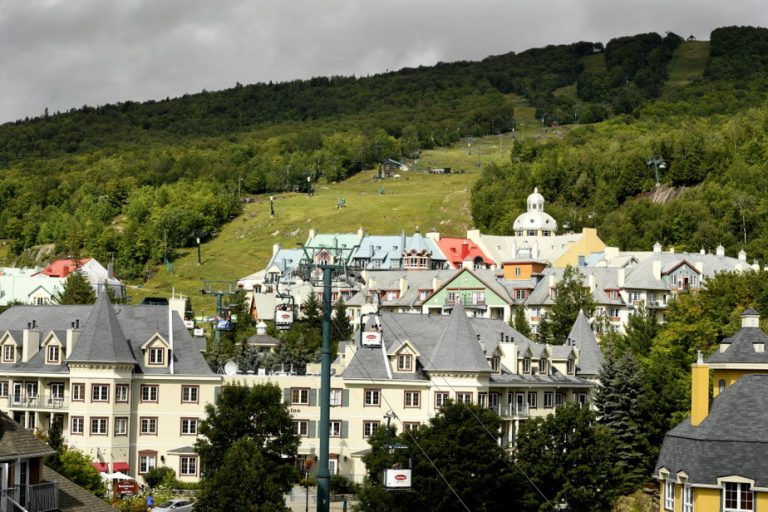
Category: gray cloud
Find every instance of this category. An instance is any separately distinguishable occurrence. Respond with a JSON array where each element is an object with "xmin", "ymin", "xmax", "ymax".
[{"xmin": 1, "ymin": 0, "xmax": 767, "ymax": 123}]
